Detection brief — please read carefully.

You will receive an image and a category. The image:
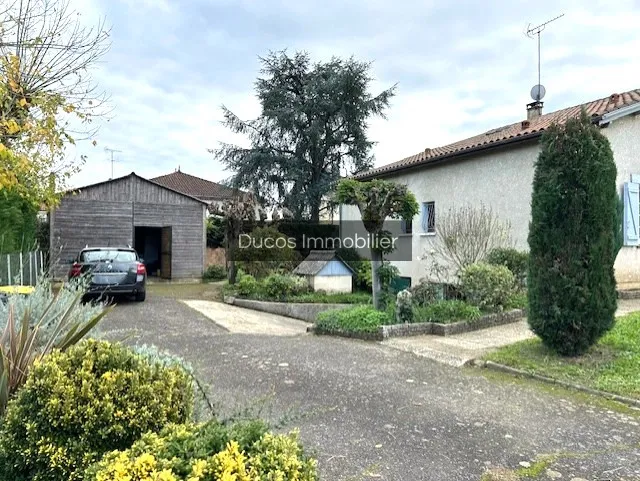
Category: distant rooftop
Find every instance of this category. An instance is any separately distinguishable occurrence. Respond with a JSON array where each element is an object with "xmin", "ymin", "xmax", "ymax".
[{"xmin": 151, "ymin": 169, "xmax": 242, "ymax": 201}]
